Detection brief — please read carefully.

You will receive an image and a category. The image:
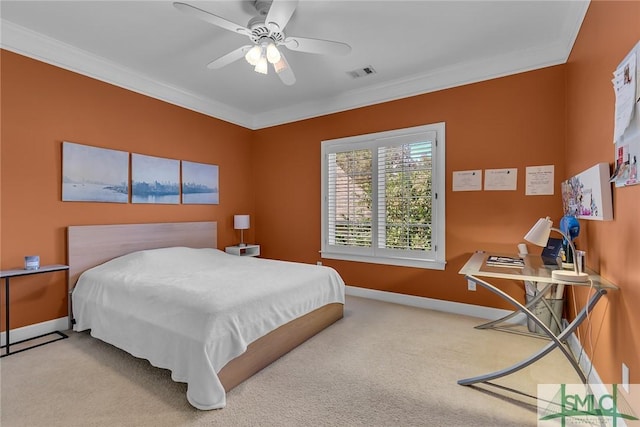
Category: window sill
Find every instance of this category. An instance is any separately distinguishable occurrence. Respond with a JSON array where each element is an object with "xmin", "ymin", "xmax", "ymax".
[{"xmin": 320, "ymin": 252, "xmax": 446, "ymax": 270}]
